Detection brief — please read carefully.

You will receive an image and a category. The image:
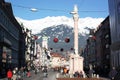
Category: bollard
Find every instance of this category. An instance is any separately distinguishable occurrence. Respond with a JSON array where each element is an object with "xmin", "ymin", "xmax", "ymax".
[
  {"xmin": 83, "ymin": 74, "xmax": 86, "ymax": 78},
  {"xmin": 70, "ymin": 74, "xmax": 73, "ymax": 78},
  {"xmin": 56, "ymin": 73, "xmax": 59, "ymax": 78},
  {"xmin": 96, "ymin": 74, "xmax": 99, "ymax": 78},
  {"xmin": 94, "ymin": 74, "xmax": 96, "ymax": 77},
  {"xmin": 92, "ymin": 74, "xmax": 94, "ymax": 78}
]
